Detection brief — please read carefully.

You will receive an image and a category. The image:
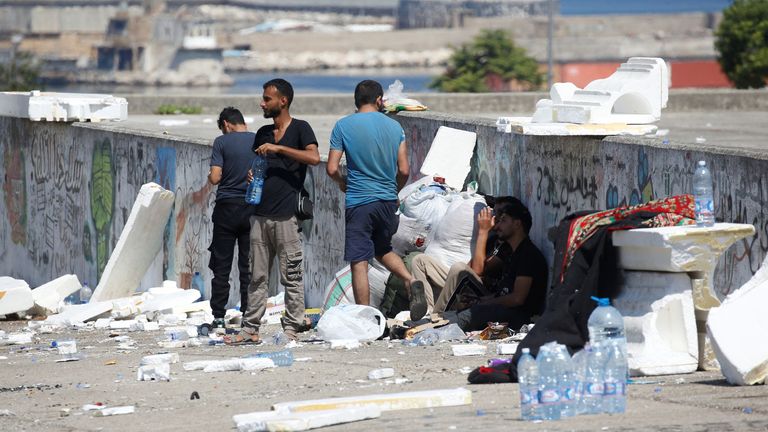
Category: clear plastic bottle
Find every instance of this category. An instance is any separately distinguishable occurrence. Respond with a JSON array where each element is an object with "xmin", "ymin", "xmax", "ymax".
[
  {"xmin": 587, "ymin": 297, "xmax": 627, "ymax": 358},
  {"xmin": 246, "ymin": 349, "xmax": 294, "ymax": 367},
  {"xmin": 412, "ymin": 329, "xmax": 439, "ymax": 346},
  {"xmin": 517, "ymin": 347, "xmax": 540, "ymax": 421},
  {"xmin": 554, "ymin": 344, "xmax": 576, "ymax": 418},
  {"xmin": 603, "ymin": 342, "xmax": 628, "ymax": 414},
  {"xmin": 583, "ymin": 343, "xmax": 605, "ymax": 415},
  {"xmin": 245, "ymin": 155, "xmax": 268, "ymax": 205},
  {"xmin": 192, "ymin": 271, "xmax": 205, "ymax": 300},
  {"xmin": 571, "ymin": 346, "xmax": 589, "ymax": 415},
  {"xmin": 693, "ymin": 160, "xmax": 715, "ymax": 227},
  {"xmin": 79, "ymin": 282, "xmax": 92, "ymax": 304},
  {"xmin": 536, "ymin": 343, "xmax": 562, "ymax": 420}
]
